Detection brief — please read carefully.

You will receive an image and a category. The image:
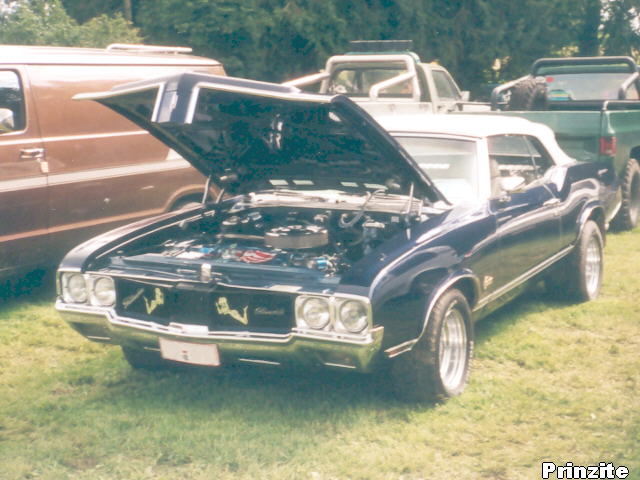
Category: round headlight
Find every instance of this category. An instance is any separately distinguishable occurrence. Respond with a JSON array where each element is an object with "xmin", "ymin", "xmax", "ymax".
[
  {"xmin": 338, "ymin": 300, "xmax": 369, "ymax": 333},
  {"xmin": 299, "ymin": 297, "xmax": 330, "ymax": 329},
  {"xmin": 63, "ymin": 273, "xmax": 87, "ymax": 303},
  {"xmin": 90, "ymin": 276, "xmax": 116, "ymax": 306}
]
